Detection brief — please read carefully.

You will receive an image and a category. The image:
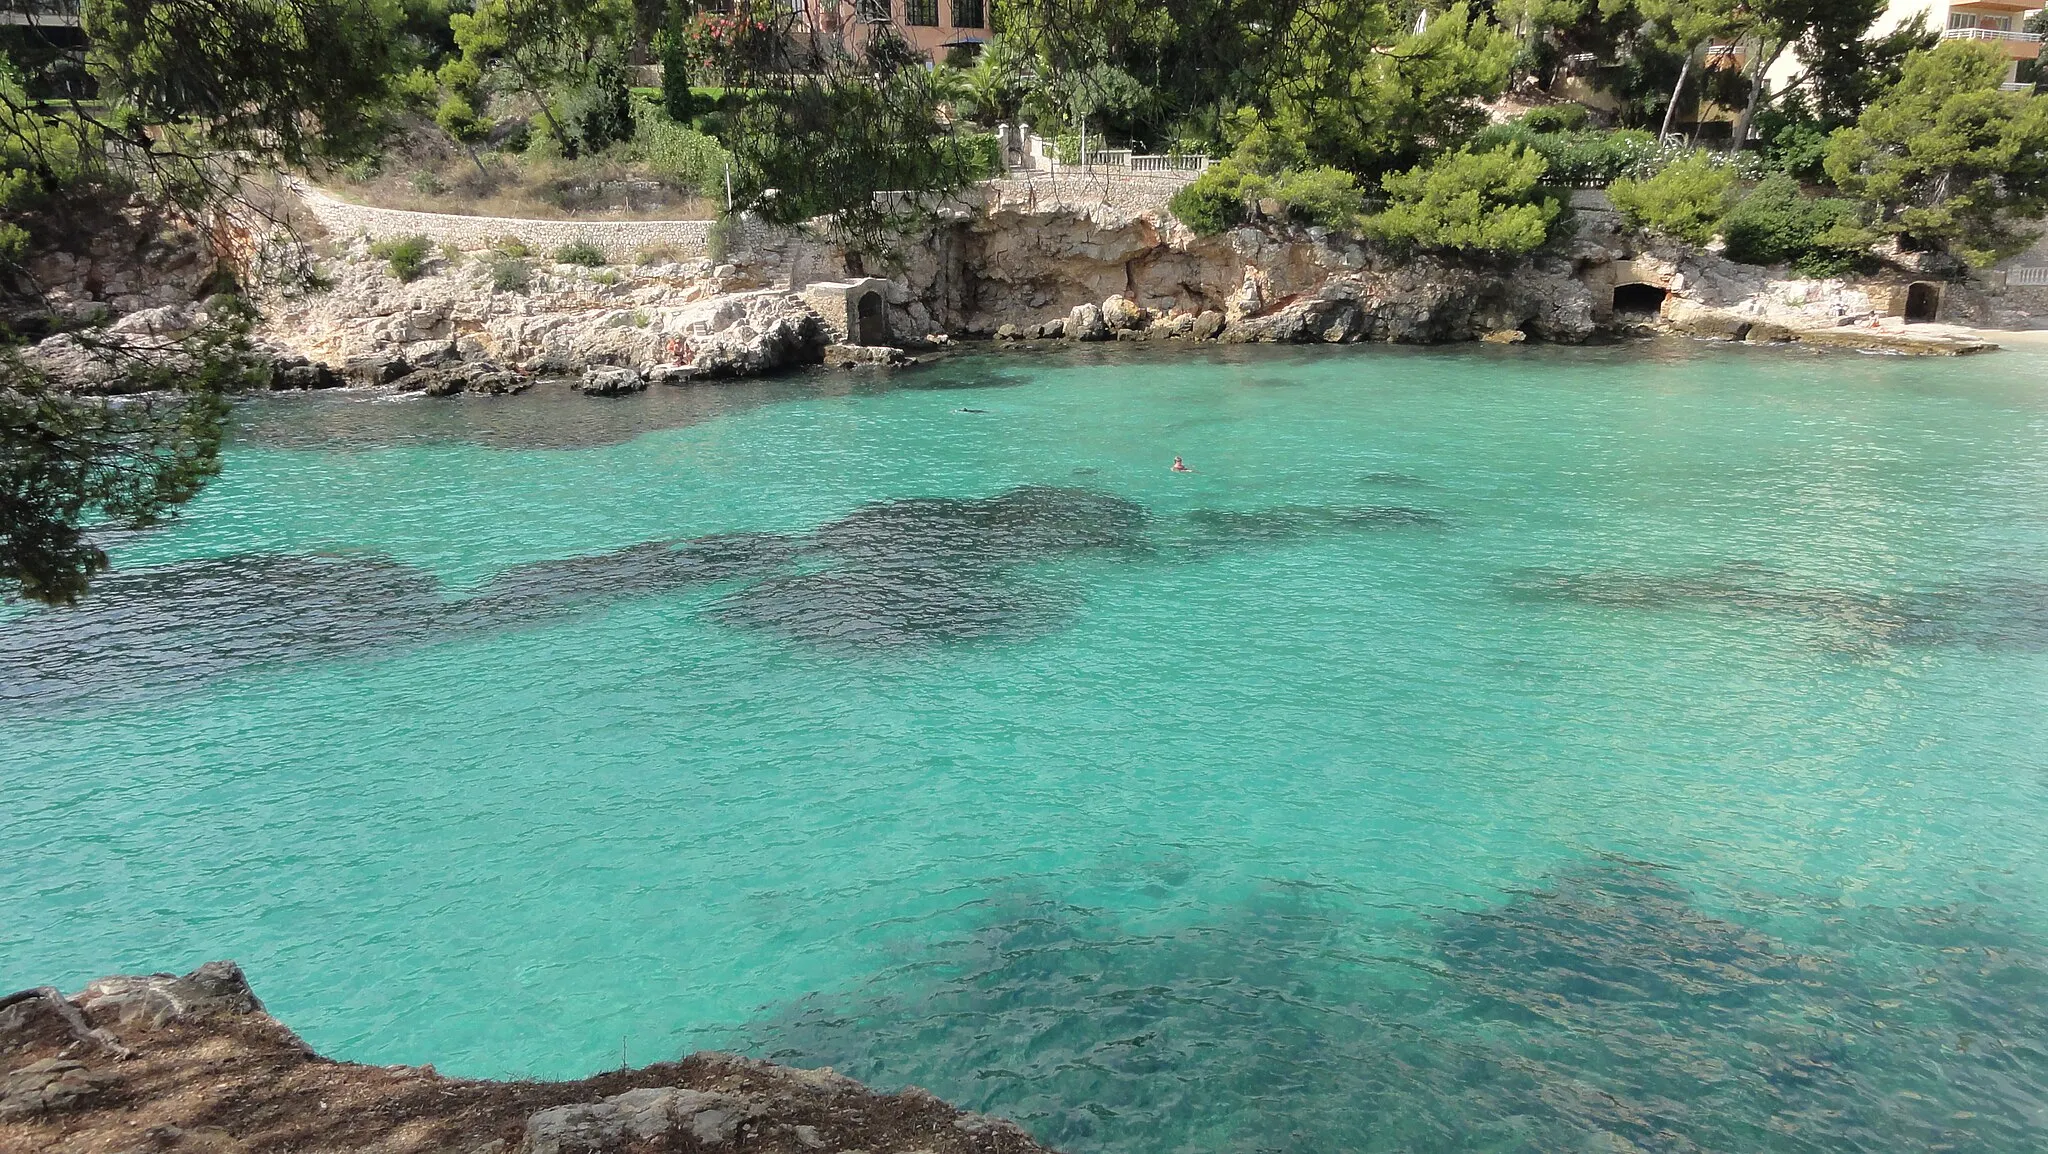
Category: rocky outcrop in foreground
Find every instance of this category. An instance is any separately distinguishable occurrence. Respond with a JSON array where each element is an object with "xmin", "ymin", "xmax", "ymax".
[{"xmin": 0, "ymin": 963, "xmax": 1052, "ymax": 1154}]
